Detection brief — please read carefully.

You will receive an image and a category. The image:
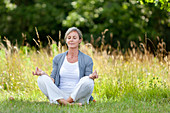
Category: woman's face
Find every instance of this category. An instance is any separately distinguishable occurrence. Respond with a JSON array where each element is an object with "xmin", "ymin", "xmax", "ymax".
[{"xmin": 66, "ymin": 31, "xmax": 82, "ymax": 49}]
